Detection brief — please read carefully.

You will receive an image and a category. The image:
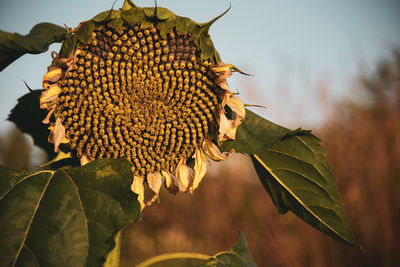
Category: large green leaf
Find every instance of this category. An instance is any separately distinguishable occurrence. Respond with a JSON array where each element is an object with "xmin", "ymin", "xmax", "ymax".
[
  {"xmin": 222, "ymin": 110, "xmax": 360, "ymax": 248},
  {"xmin": 0, "ymin": 23, "xmax": 66, "ymax": 71},
  {"xmin": 8, "ymin": 90, "xmax": 56, "ymax": 158},
  {"xmin": 0, "ymin": 158, "xmax": 140, "ymax": 266},
  {"xmin": 199, "ymin": 232, "xmax": 257, "ymax": 267}
]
